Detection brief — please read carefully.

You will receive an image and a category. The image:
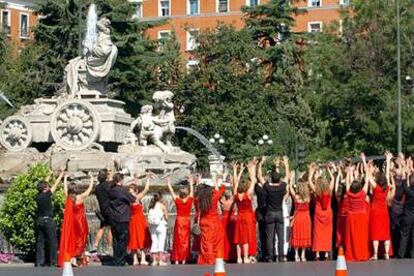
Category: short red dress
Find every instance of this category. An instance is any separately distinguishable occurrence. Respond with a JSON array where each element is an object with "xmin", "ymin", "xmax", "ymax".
[
  {"xmin": 57, "ymin": 197, "xmax": 88, "ymax": 267},
  {"xmin": 234, "ymin": 193, "xmax": 257, "ymax": 256},
  {"xmin": 290, "ymin": 200, "xmax": 311, "ymax": 248},
  {"xmin": 171, "ymin": 197, "xmax": 193, "ymax": 262},
  {"xmin": 312, "ymin": 193, "xmax": 333, "ymax": 252},
  {"xmin": 221, "ymin": 208, "xmax": 237, "ymax": 262},
  {"xmin": 128, "ymin": 203, "xmax": 151, "ymax": 251},
  {"xmin": 345, "ymin": 190, "xmax": 369, "ymax": 262},
  {"xmin": 336, "ymin": 196, "xmax": 349, "ymax": 247},
  {"xmin": 197, "ymin": 186, "xmax": 225, "ymax": 265},
  {"xmin": 370, "ymin": 186, "xmax": 391, "ymax": 241}
]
